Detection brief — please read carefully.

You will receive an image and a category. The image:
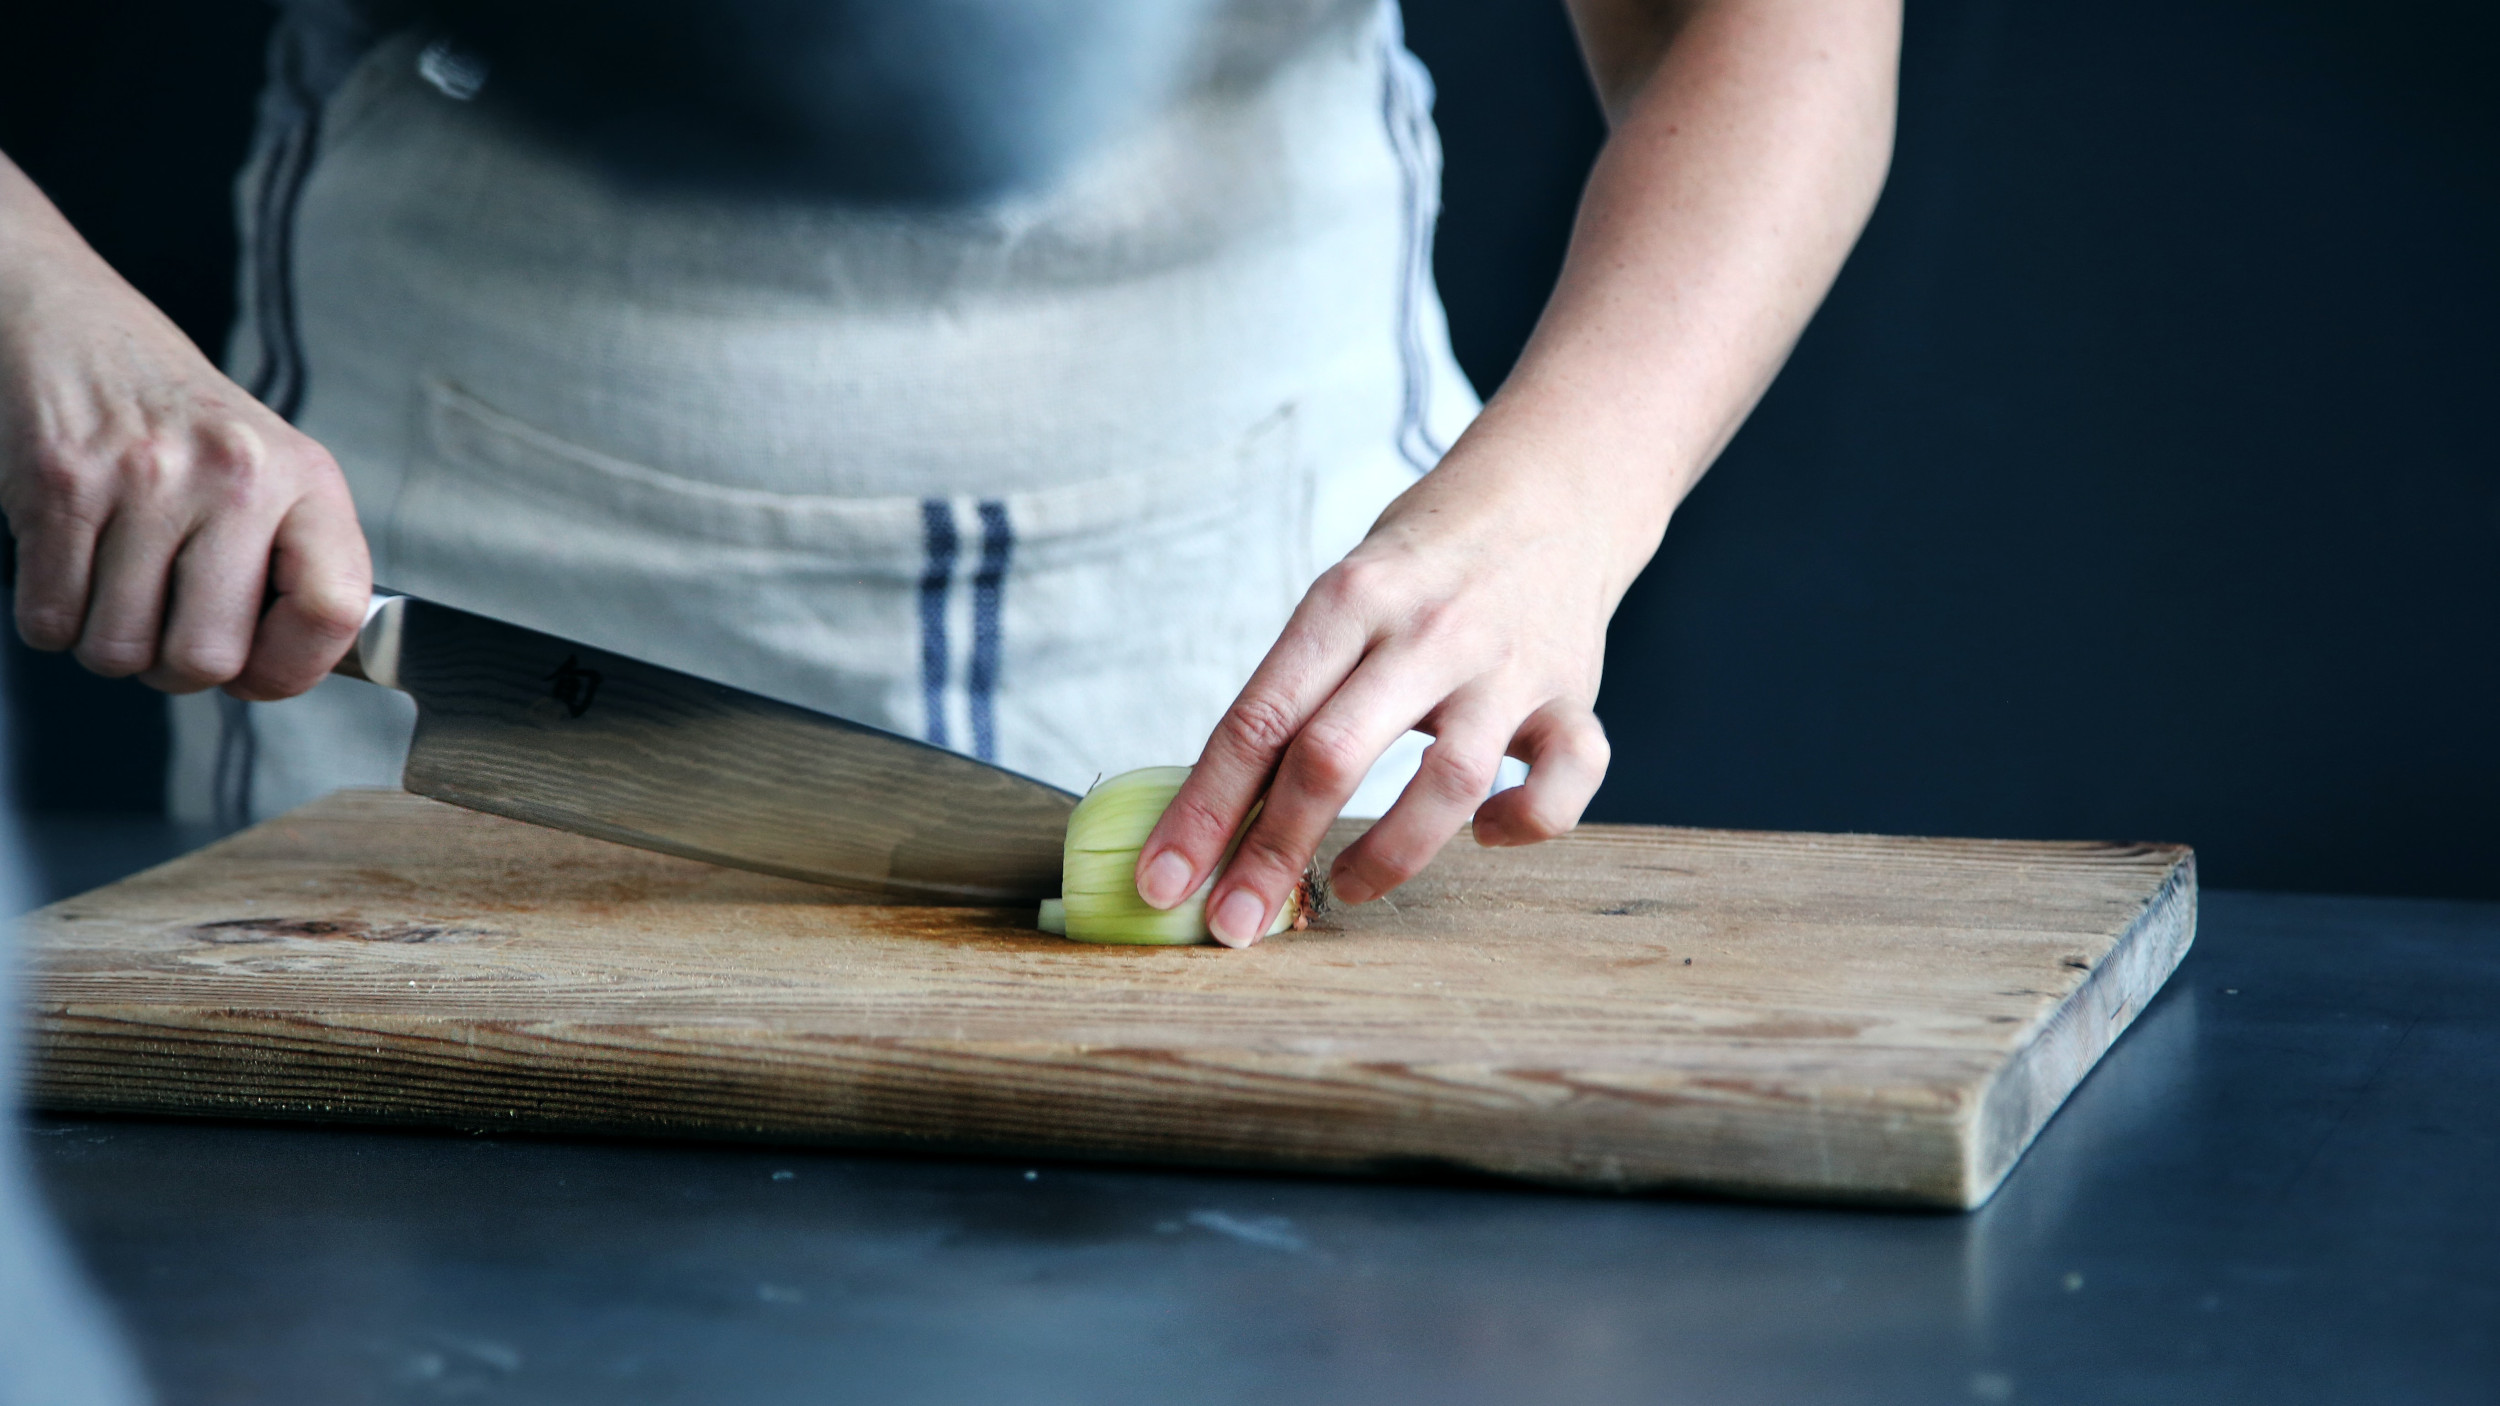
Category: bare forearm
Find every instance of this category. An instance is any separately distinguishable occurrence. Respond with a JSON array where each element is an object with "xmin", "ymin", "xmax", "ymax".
[
  {"xmin": 0, "ymin": 152, "xmax": 127, "ymax": 317},
  {"xmin": 1484, "ymin": 0, "xmax": 1901, "ymax": 590}
]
